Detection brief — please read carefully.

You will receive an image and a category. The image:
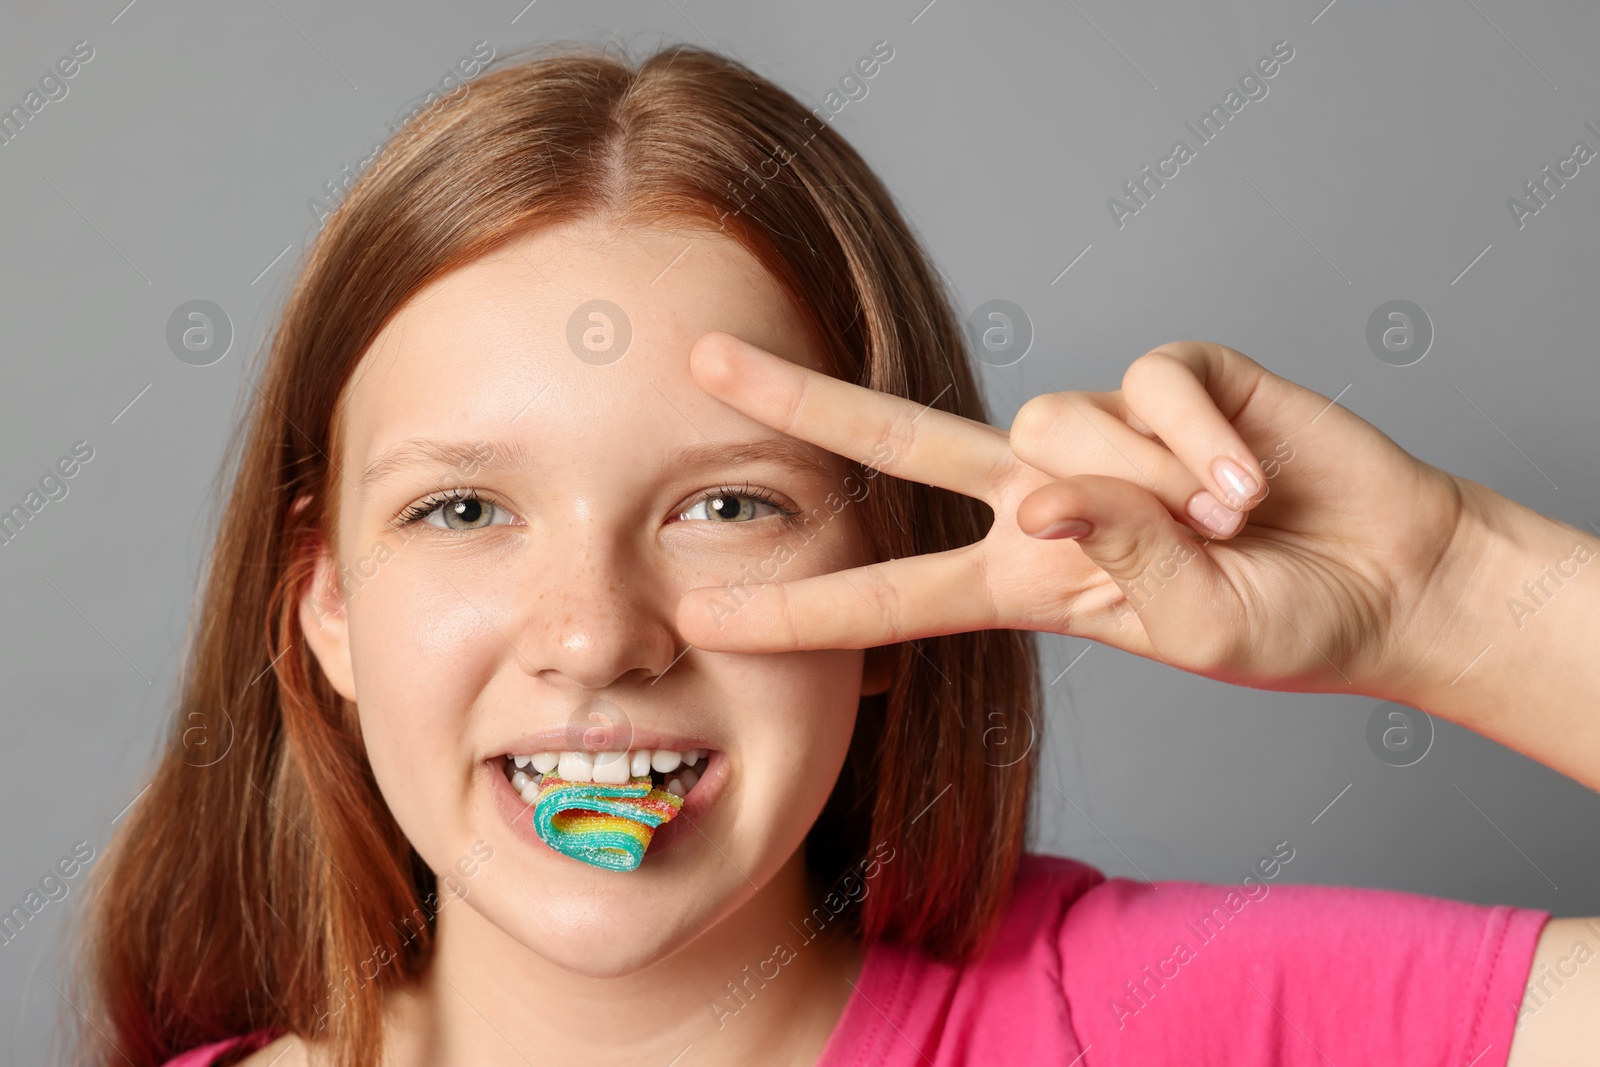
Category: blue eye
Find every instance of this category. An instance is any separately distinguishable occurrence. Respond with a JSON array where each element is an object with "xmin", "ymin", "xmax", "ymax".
[
  {"xmin": 395, "ymin": 490, "xmax": 511, "ymax": 531},
  {"xmin": 678, "ymin": 485, "xmax": 795, "ymax": 523}
]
